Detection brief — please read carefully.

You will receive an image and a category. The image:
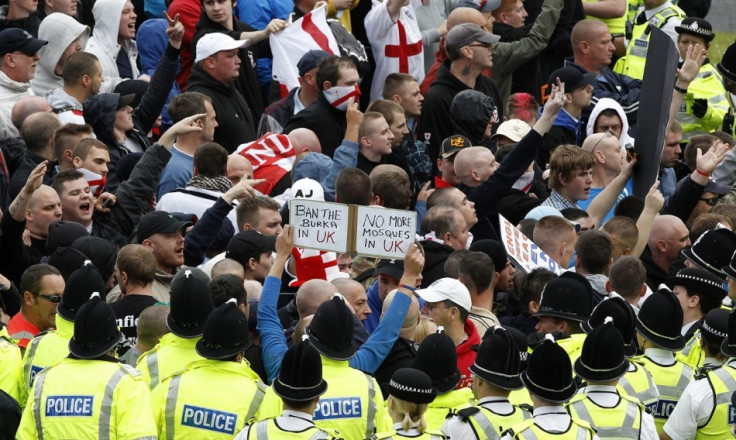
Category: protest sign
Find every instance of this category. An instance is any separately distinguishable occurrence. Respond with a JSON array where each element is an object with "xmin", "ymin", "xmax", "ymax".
[
  {"xmin": 290, "ymin": 199, "xmax": 350, "ymax": 254},
  {"xmin": 499, "ymin": 214, "xmax": 563, "ymax": 274},
  {"xmin": 355, "ymin": 206, "xmax": 416, "ymax": 259}
]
